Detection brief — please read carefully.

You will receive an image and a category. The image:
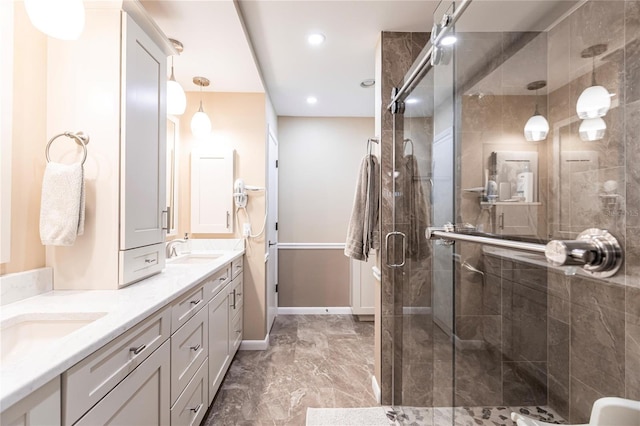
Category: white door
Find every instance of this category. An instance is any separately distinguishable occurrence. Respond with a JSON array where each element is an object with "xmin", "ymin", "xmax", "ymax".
[{"xmin": 266, "ymin": 128, "xmax": 279, "ymax": 332}]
